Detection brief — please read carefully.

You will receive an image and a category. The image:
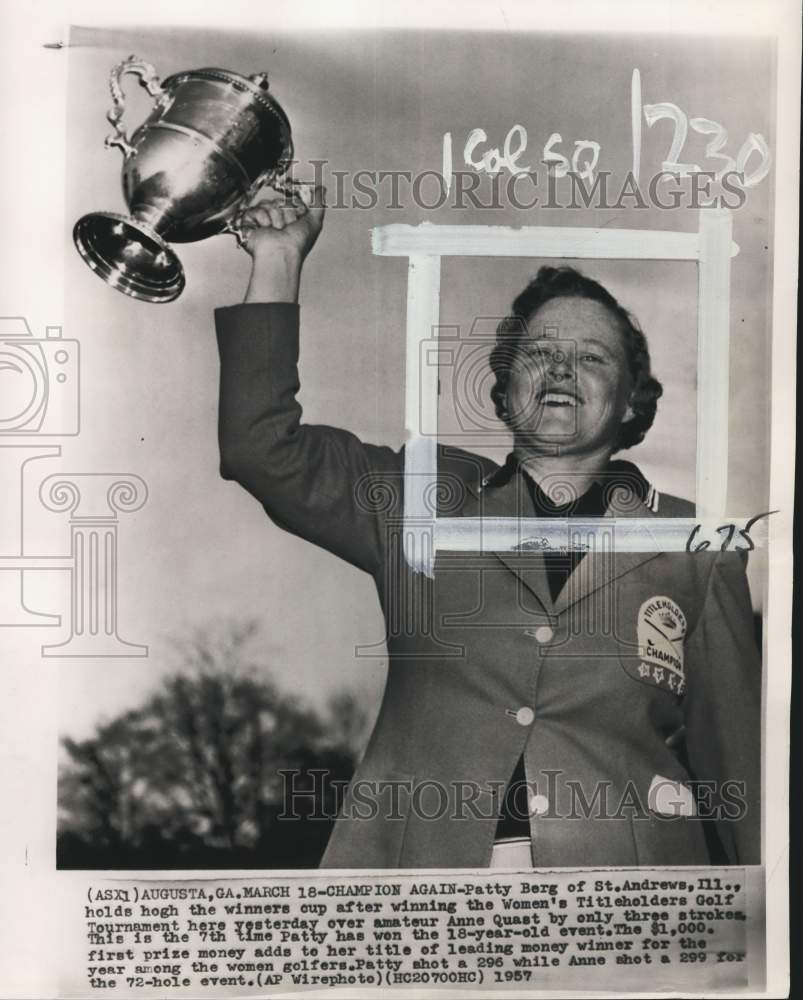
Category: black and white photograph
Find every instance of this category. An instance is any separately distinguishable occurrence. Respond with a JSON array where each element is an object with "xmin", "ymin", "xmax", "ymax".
[{"xmin": 0, "ymin": 1, "xmax": 796, "ymax": 996}]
